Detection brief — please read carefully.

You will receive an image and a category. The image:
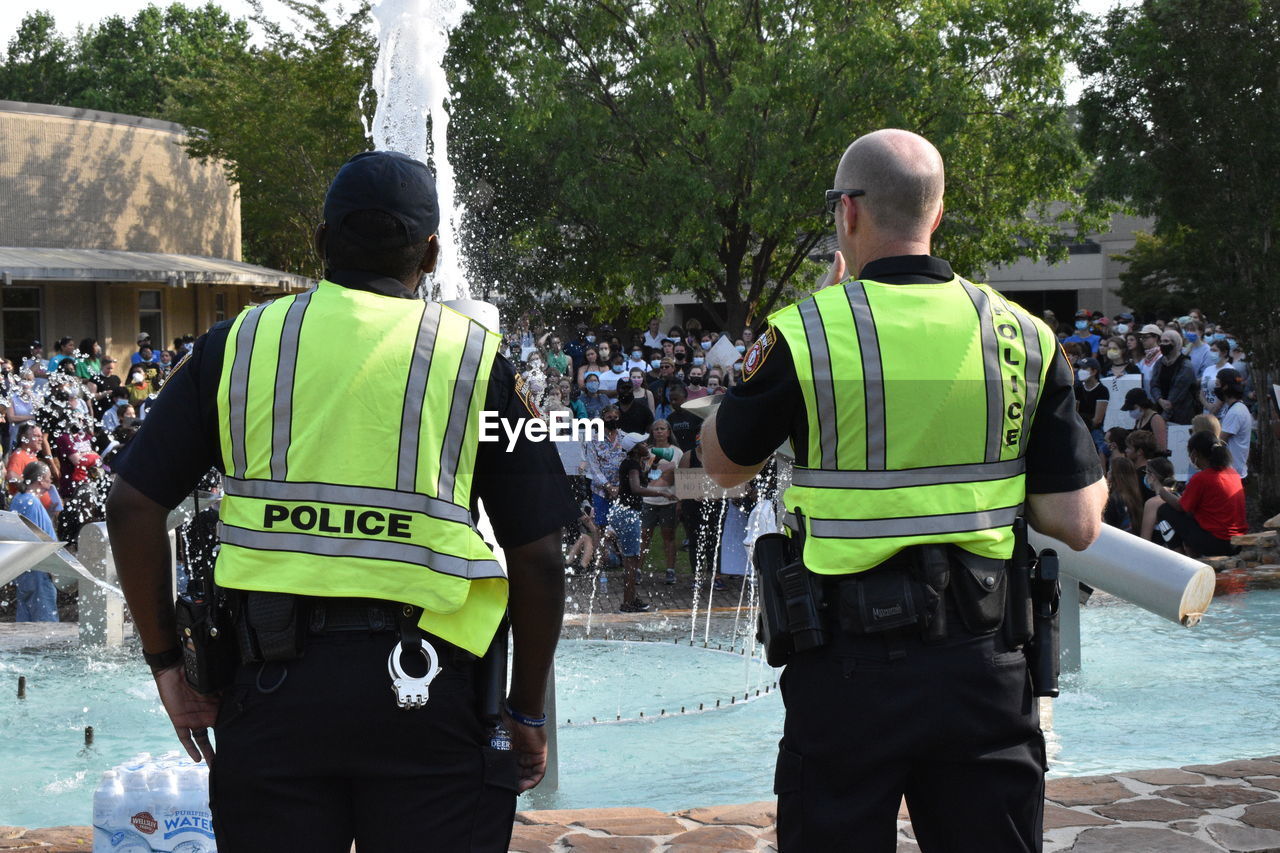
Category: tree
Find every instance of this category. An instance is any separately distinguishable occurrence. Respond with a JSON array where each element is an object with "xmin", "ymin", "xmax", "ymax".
[
  {"xmin": 0, "ymin": 11, "xmax": 76, "ymax": 105},
  {"xmin": 176, "ymin": 1, "xmax": 378, "ymax": 274},
  {"xmin": 1079, "ymin": 0, "xmax": 1280, "ymax": 513},
  {"xmin": 448, "ymin": 0, "xmax": 1098, "ymax": 330}
]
